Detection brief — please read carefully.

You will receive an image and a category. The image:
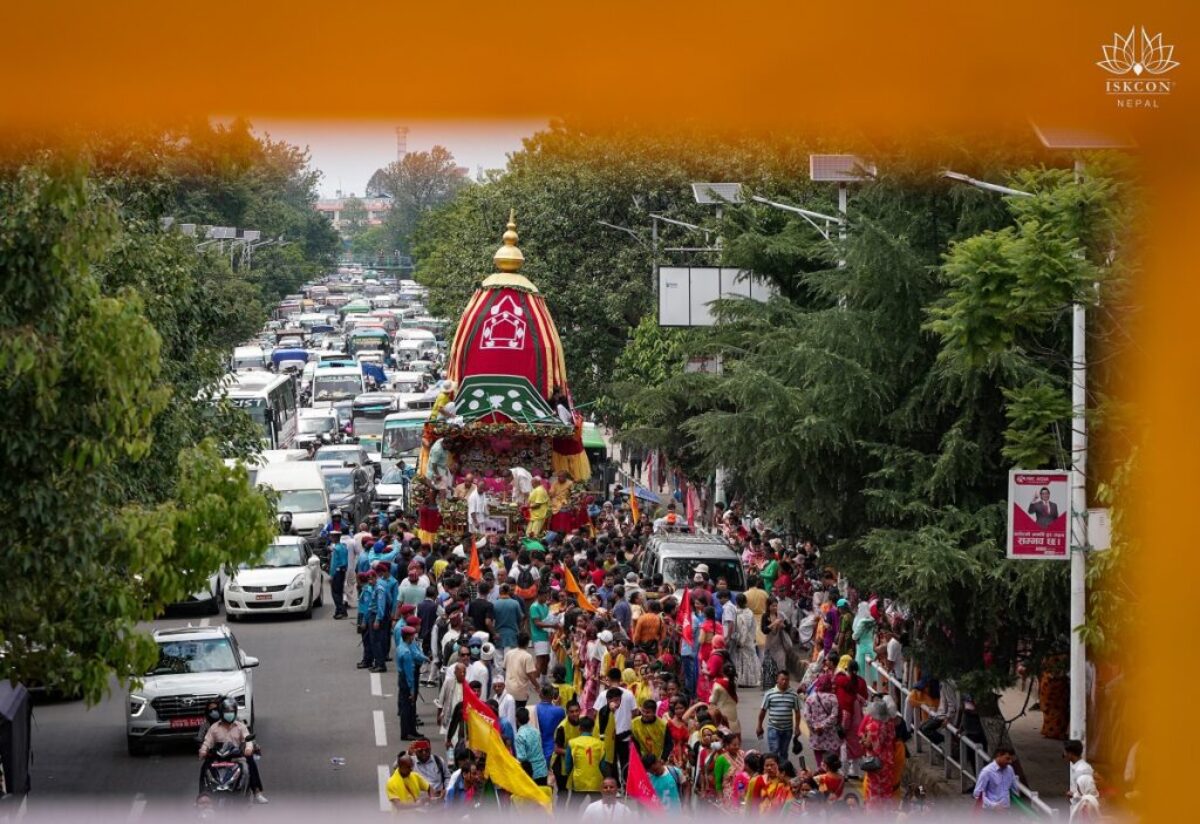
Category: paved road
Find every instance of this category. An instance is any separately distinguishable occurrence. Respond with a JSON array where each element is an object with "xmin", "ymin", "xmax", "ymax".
[{"xmin": 22, "ymin": 581, "xmax": 827, "ymax": 818}]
